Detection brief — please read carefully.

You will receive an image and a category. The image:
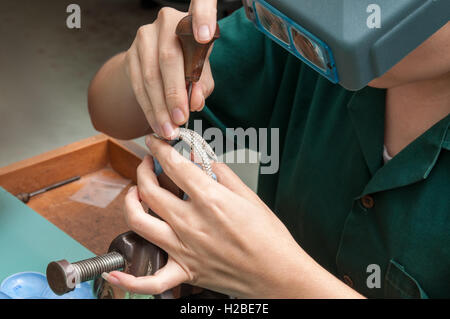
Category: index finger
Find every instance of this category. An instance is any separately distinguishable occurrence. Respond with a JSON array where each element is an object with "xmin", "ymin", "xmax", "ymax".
[
  {"xmin": 189, "ymin": 0, "xmax": 218, "ymax": 43},
  {"xmin": 146, "ymin": 134, "xmax": 215, "ymax": 200}
]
